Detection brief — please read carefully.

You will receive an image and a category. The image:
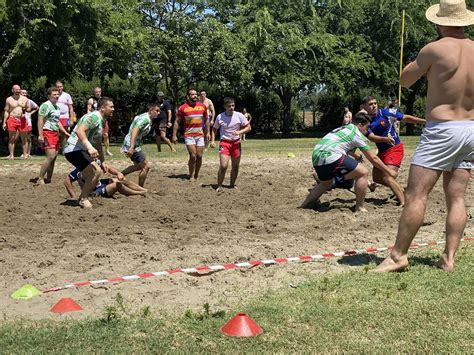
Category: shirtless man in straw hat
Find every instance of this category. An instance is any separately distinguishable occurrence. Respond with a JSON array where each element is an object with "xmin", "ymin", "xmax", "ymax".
[{"xmin": 374, "ymin": 0, "xmax": 474, "ymax": 273}]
